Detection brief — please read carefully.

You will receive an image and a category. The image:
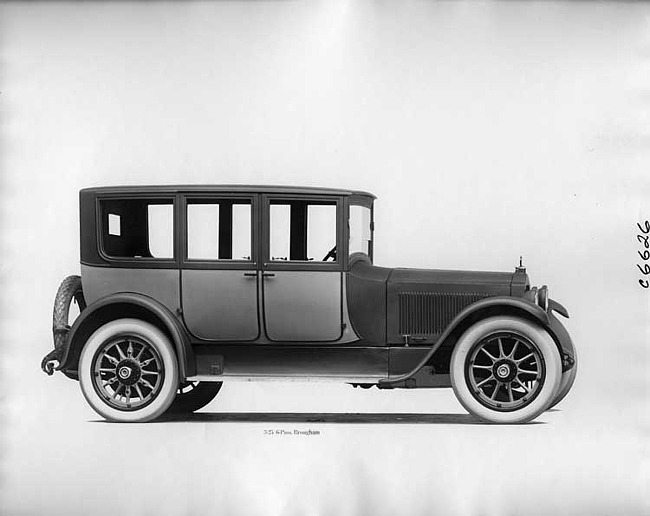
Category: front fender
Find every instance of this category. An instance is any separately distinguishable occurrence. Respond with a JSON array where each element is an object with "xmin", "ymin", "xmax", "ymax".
[
  {"xmin": 58, "ymin": 292, "xmax": 195, "ymax": 379},
  {"xmin": 547, "ymin": 308, "xmax": 576, "ymax": 371},
  {"xmin": 380, "ymin": 296, "xmax": 567, "ymax": 385}
]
